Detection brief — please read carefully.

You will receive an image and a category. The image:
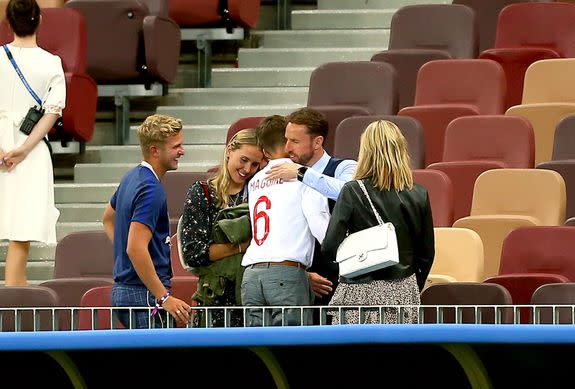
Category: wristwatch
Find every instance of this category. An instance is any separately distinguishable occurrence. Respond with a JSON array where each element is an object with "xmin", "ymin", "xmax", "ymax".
[{"xmin": 297, "ymin": 166, "xmax": 308, "ymax": 182}]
